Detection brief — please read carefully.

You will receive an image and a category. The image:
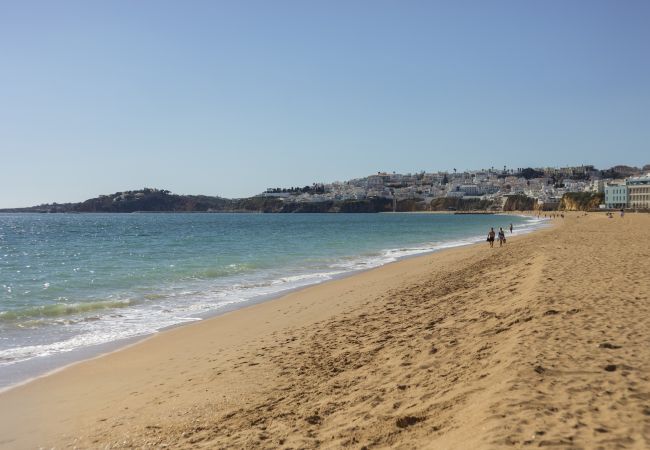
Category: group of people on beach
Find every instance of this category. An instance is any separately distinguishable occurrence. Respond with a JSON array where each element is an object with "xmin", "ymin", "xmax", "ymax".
[
  {"xmin": 606, "ymin": 209, "xmax": 625, "ymax": 218},
  {"xmin": 487, "ymin": 223, "xmax": 512, "ymax": 248}
]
